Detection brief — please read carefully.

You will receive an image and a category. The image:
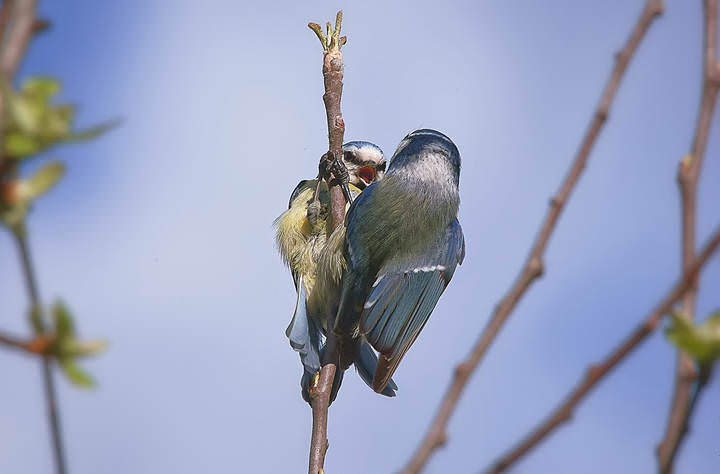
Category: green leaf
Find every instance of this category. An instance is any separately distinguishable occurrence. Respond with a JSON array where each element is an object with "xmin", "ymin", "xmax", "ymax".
[
  {"xmin": 65, "ymin": 118, "xmax": 121, "ymax": 142},
  {"xmin": 9, "ymin": 93, "xmax": 45, "ymax": 135},
  {"xmin": 61, "ymin": 339, "xmax": 108, "ymax": 358},
  {"xmin": 666, "ymin": 311, "xmax": 720, "ymax": 362},
  {"xmin": 52, "ymin": 300, "xmax": 75, "ymax": 341},
  {"xmin": 3, "ymin": 76, "xmax": 116, "ymax": 160},
  {"xmin": 59, "ymin": 358, "xmax": 95, "ymax": 388},
  {"xmin": 22, "ymin": 161, "xmax": 66, "ymax": 200},
  {"xmin": 41, "ymin": 104, "xmax": 74, "ymax": 140},
  {"xmin": 22, "ymin": 77, "xmax": 60, "ymax": 102},
  {"xmin": 4, "ymin": 131, "xmax": 40, "ymax": 157}
]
